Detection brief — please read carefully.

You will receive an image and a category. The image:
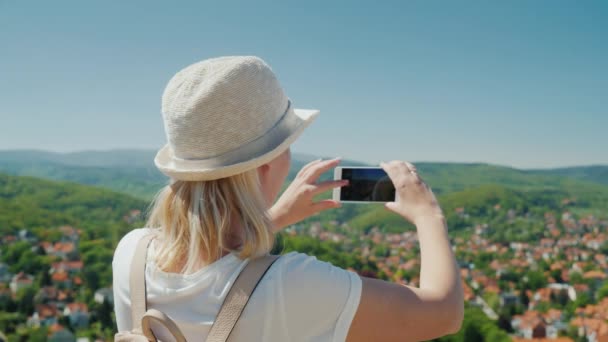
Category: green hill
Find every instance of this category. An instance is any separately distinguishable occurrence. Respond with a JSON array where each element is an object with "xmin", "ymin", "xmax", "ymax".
[
  {"xmin": 0, "ymin": 173, "xmax": 147, "ymax": 244},
  {"xmin": 0, "ymin": 160, "xmax": 167, "ymax": 200},
  {"xmin": 342, "ymin": 183, "xmax": 607, "ymax": 234},
  {"xmin": 1, "ymin": 149, "xmax": 607, "ymax": 205},
  {"xmin": 529, "ymin": 165, "xmax": 608, "ymax": 186},
  {"xmin": 0, "ymin": 150, "xmax": 167, "ymax": 199}
]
